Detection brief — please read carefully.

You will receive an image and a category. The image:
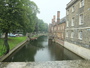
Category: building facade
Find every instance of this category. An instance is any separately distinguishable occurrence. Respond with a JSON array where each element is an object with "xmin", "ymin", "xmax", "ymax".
[
  {"xmin": 65, "ymin": 0, "xmax": 90, "ymax": 59},
  {"xmin": 49, "ymin": 11, "xmax": 66, "ymax": 45}
]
